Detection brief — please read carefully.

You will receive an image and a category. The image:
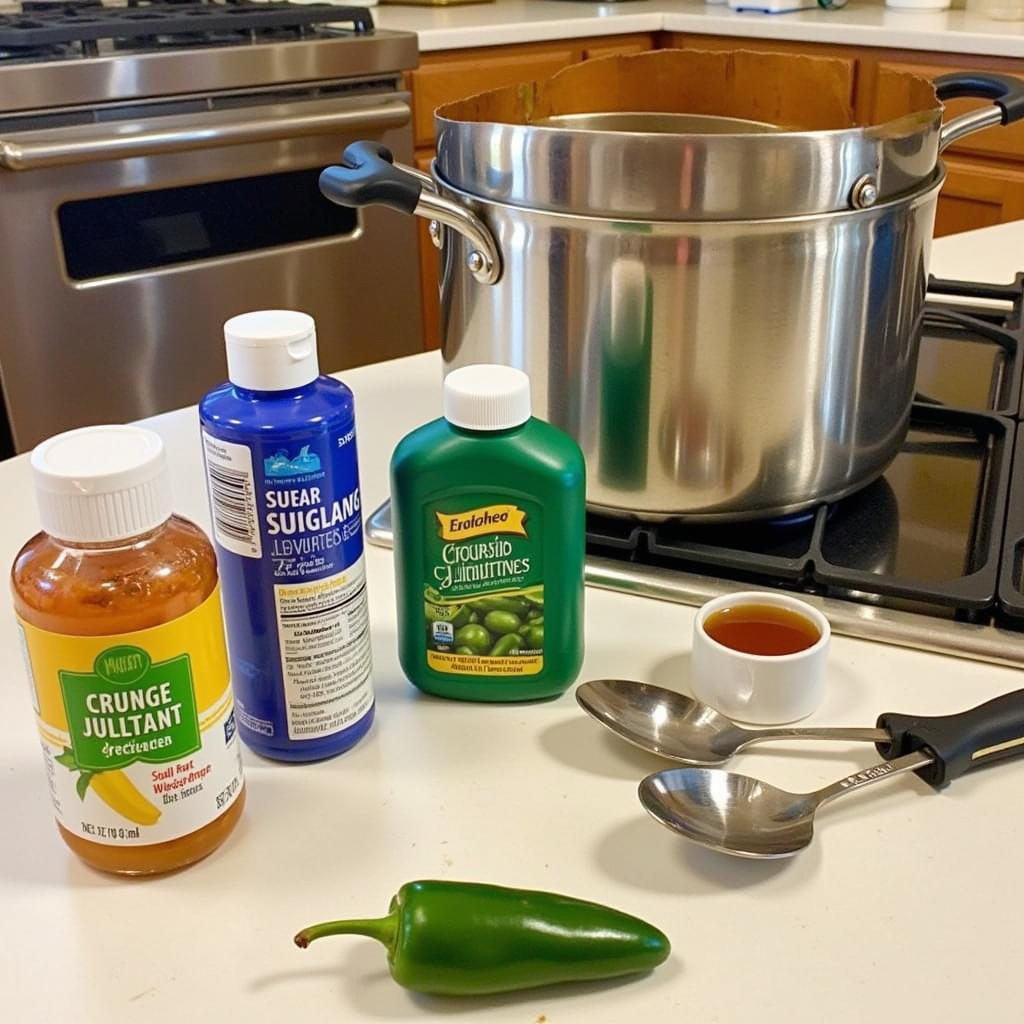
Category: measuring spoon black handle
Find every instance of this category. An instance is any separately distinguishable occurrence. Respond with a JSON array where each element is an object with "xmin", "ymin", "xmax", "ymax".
[{"xmin": 876, "ymin": 689, "xmax": 1024, "ymax": 789}]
